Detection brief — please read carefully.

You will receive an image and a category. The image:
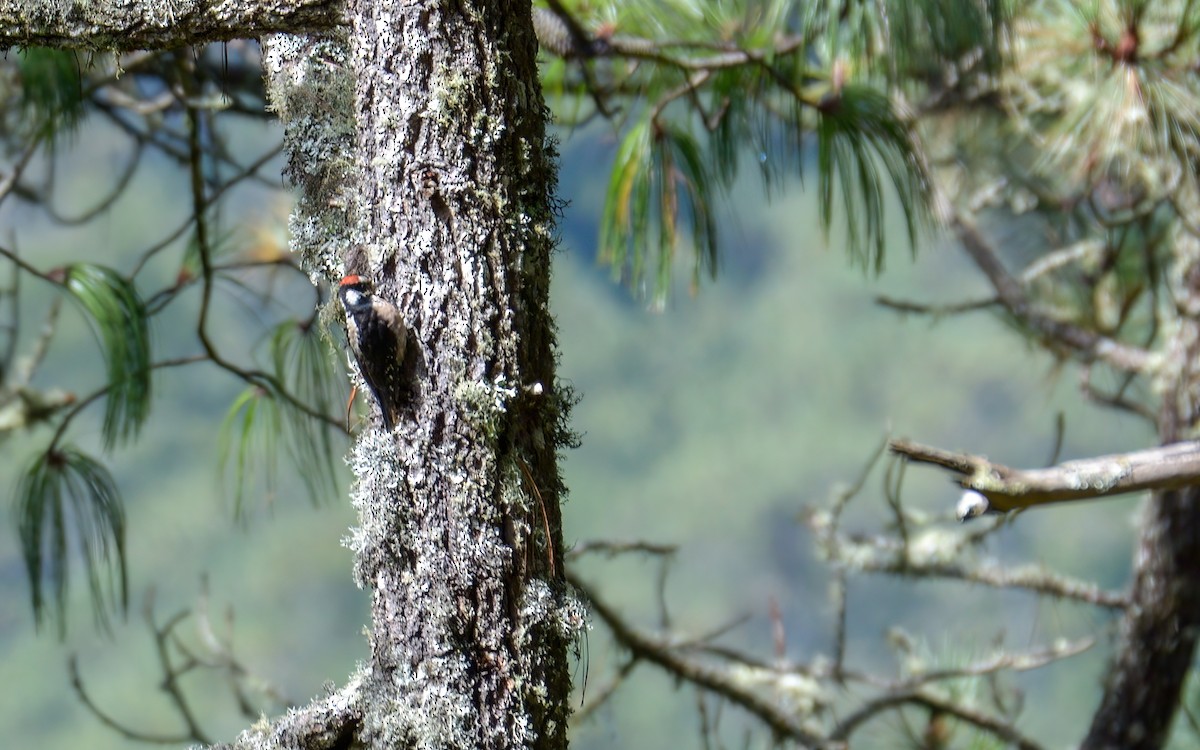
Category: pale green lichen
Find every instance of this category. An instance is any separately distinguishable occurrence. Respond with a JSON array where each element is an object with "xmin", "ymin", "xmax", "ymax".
[
  {"xmin": 263, "ymin": 34, "xmax": 357, "ymax": 284},
  {"xmin": 453, "ymin": 375, "xmax": 517, "ymax": 437},
  {"xmin": 497, "ymin": 460, "xmax": 529, "ymax": 514}
]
